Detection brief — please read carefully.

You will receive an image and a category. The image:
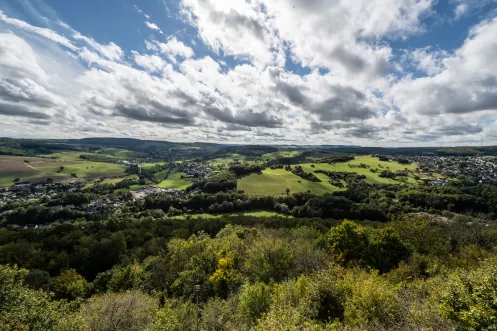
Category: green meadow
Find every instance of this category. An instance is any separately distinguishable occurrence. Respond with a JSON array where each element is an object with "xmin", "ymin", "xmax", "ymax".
[
  {"xmin": 299, "ymin": 155, "xmax": 419, "ymax": 185},
  {"xmin": 37, "ymin": 162, "xmax": 125, "ymax": 178},
  {"xmin": 238, "ymin": 168, "xmax": 342, "ymax": 196},
  {"xmin": 237, "ymin": 156, "xmax": 423, "ymax": 196},
  {"xmin": 156, "ymin": 172, "xmax": 193, "ymax": 190},
  {"xmin": 171, "ymin": 210, "xmax": 292, "ymax": 219},
  {"xmin": 0, "ymin": 155, "xmax": 127, "ymax": 187}
]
